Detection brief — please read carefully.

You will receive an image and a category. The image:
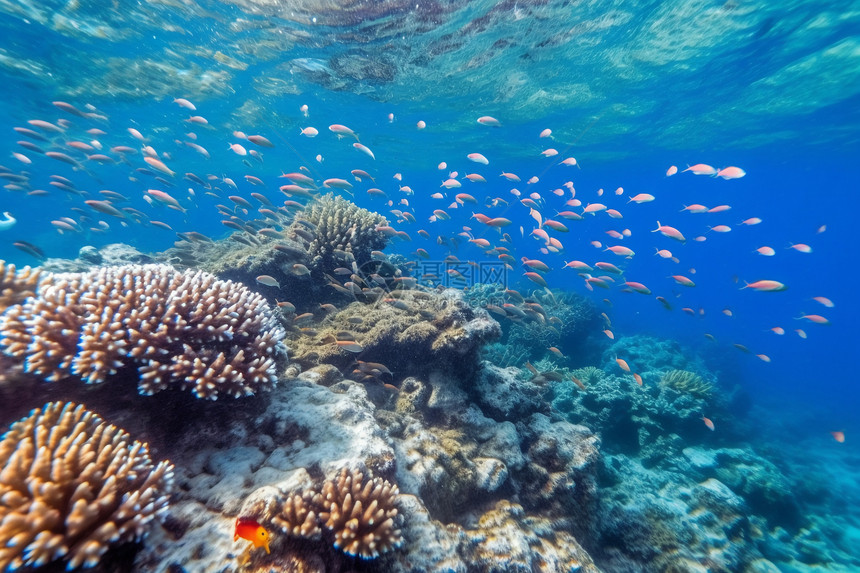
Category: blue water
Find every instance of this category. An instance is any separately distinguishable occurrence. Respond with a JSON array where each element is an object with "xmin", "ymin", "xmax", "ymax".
[{"xmin": 1, "ymin": 1, "xmax": 859, "ymax": 570}]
